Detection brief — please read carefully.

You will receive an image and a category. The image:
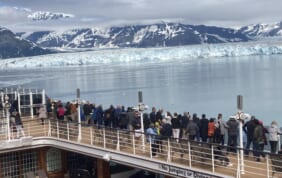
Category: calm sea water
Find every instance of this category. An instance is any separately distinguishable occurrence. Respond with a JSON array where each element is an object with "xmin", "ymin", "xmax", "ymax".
[{"xmin": 1, "ymin": 54, "xmax": 282, "ymax": 126}]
